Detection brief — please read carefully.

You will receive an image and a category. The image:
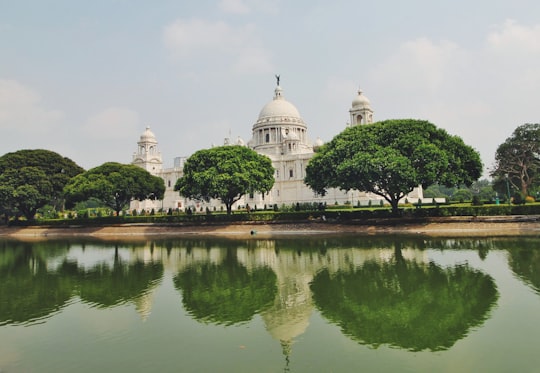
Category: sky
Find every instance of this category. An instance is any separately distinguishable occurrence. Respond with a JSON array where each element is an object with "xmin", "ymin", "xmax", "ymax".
[{"xmin": 2, "ymin": 0, "xmax": 540, "ymax": 176}]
